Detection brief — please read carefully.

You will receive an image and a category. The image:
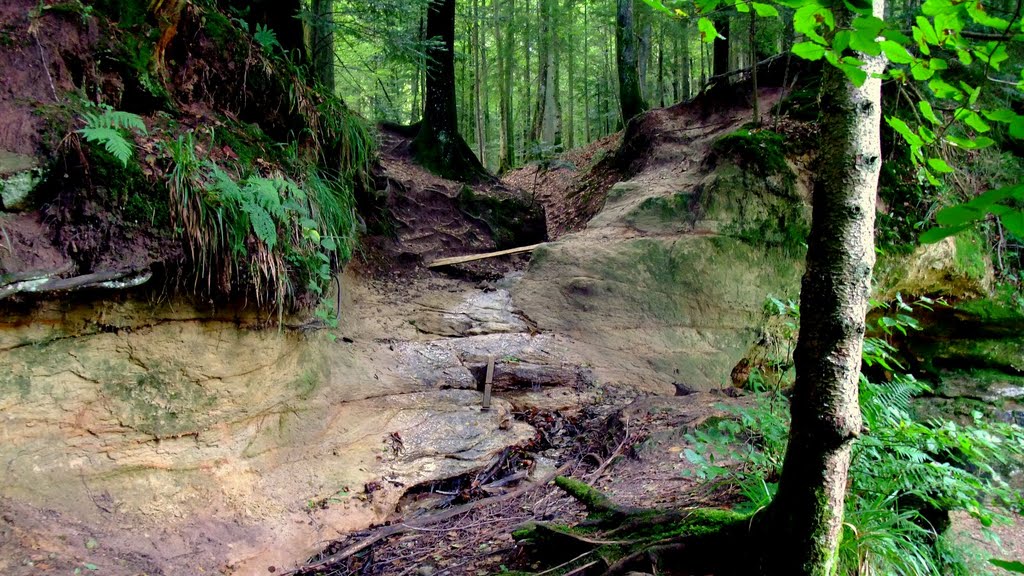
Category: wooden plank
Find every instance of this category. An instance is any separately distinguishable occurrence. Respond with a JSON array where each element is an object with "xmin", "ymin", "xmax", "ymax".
[
  {"xmin": 426, "ymin": 243, "xmax": 543, "ymax": 268},
  {"xmin": 481, "ymin": 355, "xmax": 494, "ymax": 411}
]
